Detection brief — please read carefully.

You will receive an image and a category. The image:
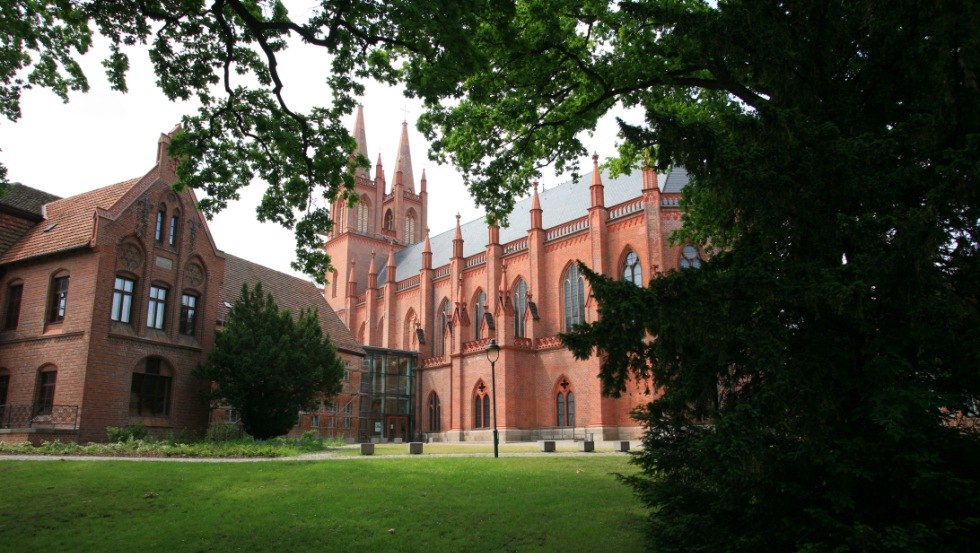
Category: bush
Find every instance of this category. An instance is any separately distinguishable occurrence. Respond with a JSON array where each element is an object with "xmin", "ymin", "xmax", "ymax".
[
  {"xmin": 205, "ymin": 423, "xmax": 248, "ymax": 442},
  {"xmin": 106, "ymin": 424, "xmax": 148, "ymax": 443}
]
